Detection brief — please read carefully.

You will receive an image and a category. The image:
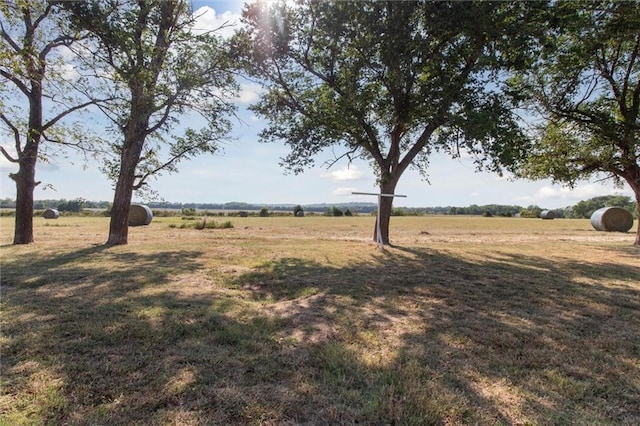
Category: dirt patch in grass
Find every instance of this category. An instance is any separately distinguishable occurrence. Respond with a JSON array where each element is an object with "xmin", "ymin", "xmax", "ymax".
[{"xmin": 1, "ymin": 216, "xmax": 639, "ymax": 424}]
